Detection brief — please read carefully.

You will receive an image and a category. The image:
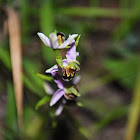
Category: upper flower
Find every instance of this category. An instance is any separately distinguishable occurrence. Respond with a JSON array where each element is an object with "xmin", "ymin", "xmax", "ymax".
[
  {"xmin": 62, "ymin": 36, "xmax": 80, "ymax": 81},
  {"xmin": 37, "ymin": 31, "xmax": 78, "ymax": 49},
  {"xmin": 43, "ymin": 75, "xmax": 80, "ymax": 116}
]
